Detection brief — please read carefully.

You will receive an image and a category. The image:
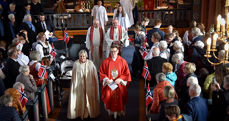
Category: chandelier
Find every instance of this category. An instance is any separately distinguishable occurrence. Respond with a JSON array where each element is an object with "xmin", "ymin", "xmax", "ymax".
[{"xmin": 205, "ymin": 14, "xmax": 229, "ymax": 65}]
